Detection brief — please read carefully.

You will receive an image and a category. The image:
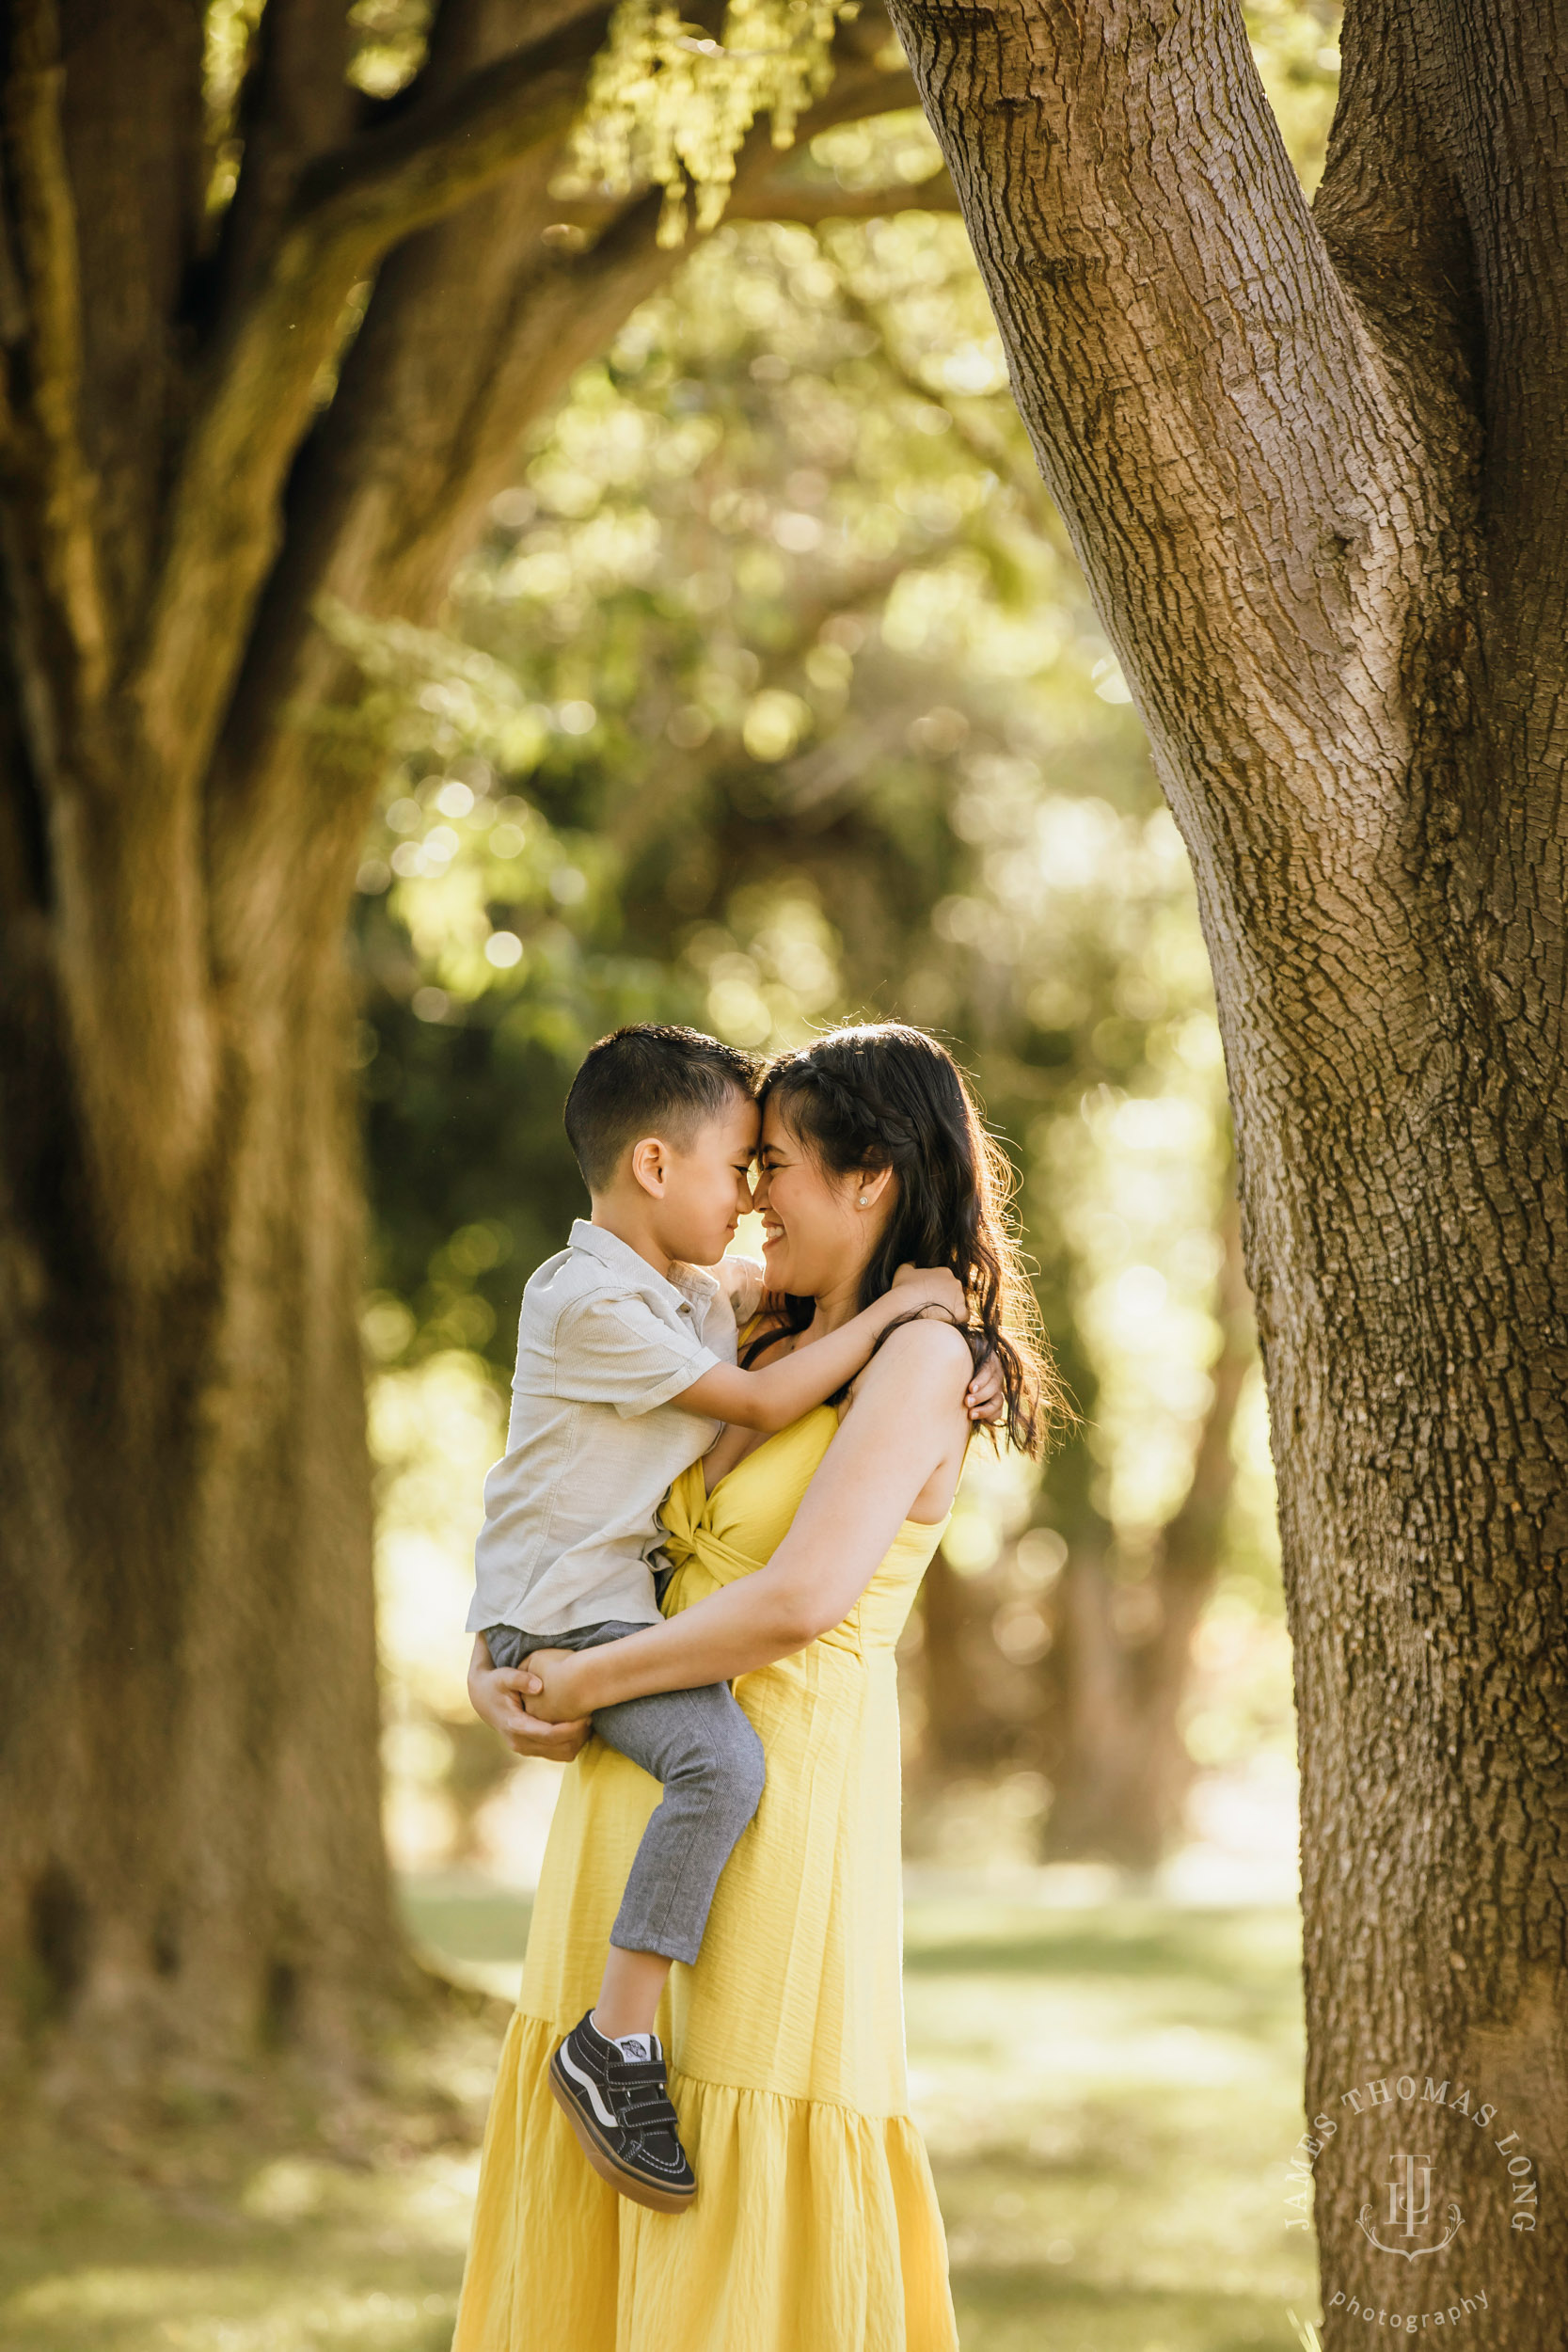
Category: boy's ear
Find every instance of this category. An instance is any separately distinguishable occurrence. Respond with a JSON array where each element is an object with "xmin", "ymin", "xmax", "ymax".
[{"xmin": 628, "ymin": 1136, "xmax": 668, "ymax": 1199}]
